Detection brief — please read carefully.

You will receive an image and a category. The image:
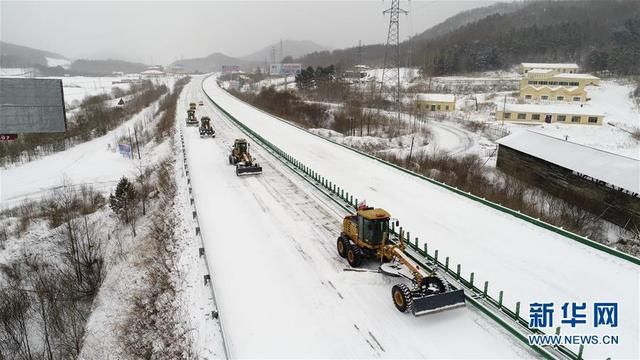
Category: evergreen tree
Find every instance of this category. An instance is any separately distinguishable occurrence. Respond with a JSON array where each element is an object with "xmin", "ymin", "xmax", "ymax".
[{"xmin": 109, "ymin": 176, "xmax": 139, "ymax": 236}]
